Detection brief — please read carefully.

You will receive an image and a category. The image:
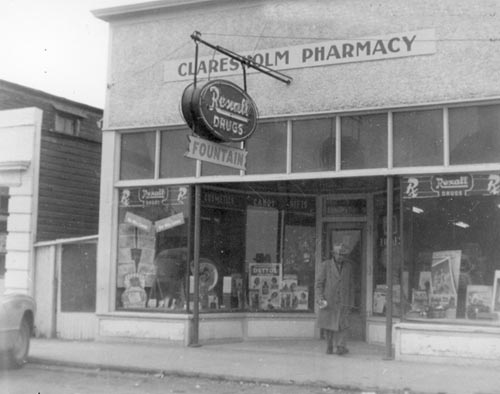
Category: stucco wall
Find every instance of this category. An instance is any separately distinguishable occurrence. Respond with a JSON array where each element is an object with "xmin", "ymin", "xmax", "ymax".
[
  {"xmin": 395, "ymin": 322, "xmax": 500, "ymax": 366},
  {"xmin": 104, "ymin": 0, "xmax": 500, "ymax": 129},
  {"xmin": 0, "ymin": 107, "xmax": 41, "ymax": 295}
]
